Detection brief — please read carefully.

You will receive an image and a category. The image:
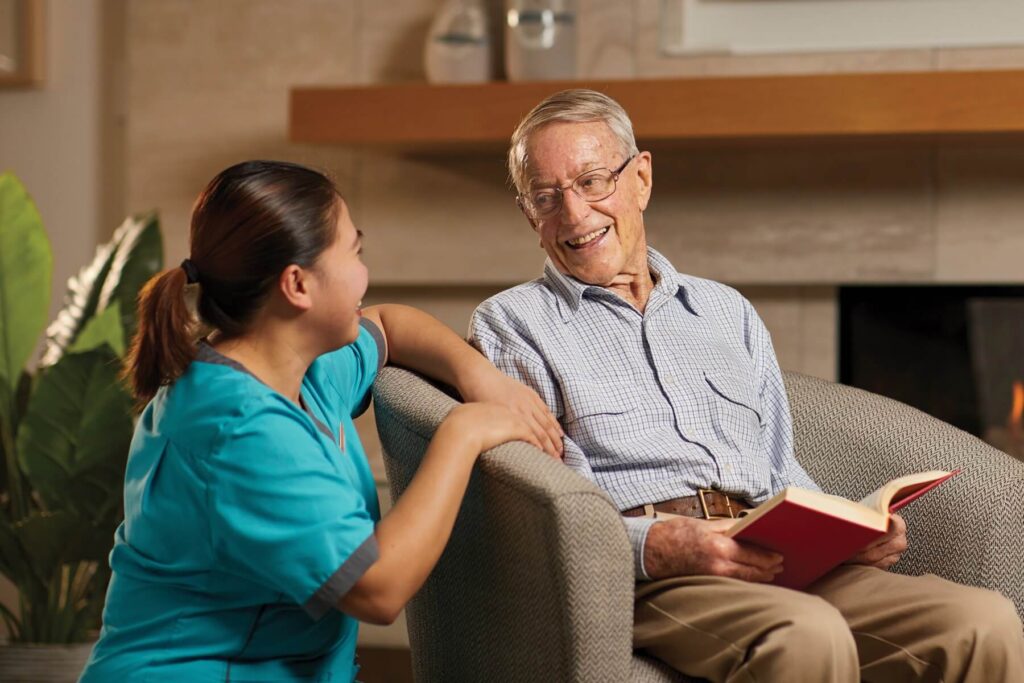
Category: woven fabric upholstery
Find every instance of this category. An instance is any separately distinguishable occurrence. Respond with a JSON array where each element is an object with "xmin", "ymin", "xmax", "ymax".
[
  {"xmin": 373, "ymin": 367, "xmax": 1024, "ymax": 681},
  {"xmin": 784, "ymin": 371, "xmax": 1024, "ymax": 619}
]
